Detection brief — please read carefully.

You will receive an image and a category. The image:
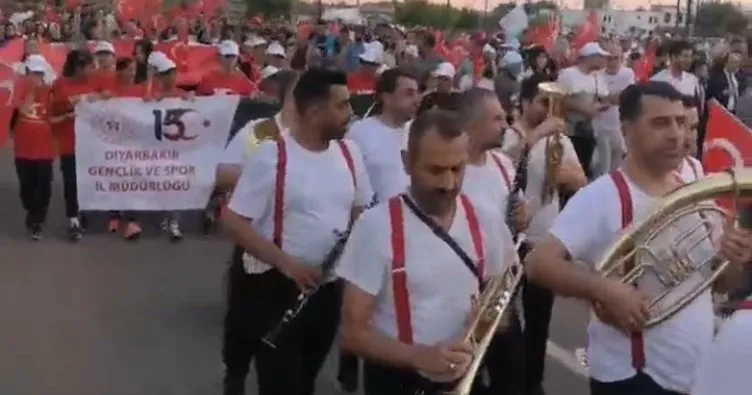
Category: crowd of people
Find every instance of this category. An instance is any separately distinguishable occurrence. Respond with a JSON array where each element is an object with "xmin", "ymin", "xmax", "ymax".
[{"xmin": 4, "ymin": 3, "xmax": 752, "ymax": 395}]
